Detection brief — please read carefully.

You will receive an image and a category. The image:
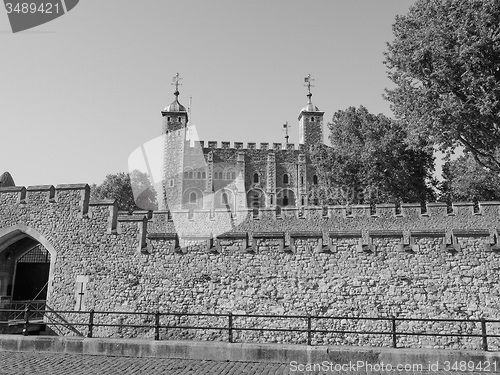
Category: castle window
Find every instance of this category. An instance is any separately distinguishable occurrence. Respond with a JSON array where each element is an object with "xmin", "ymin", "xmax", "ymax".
[
  {"xmin": 231, "ymin": 172, "xmax": 236, "ymax": 180},
  {"xmin": 221, "ymin": 192, "xmax": 229, "ymax": 205},
  {"xmin": 253, "ymin": 173, "xmax": 259, "ymax": 183},
  {"xmin": 252, "ymin": 194, "xmax": 259, "ymax": 207},
  {"xmin": 188, "ymin": 171, "xmax": 193, "ymax": 179},
  {"xmin": 169, "ymin": 179, "xmax": 174, "ymax": 187},
  {"xmin": 311, "ymin": 117, "xmax": 315, "ymax": 121},
  {"xmin": 184, "ymin": 171, "xmax": 189, "ymax": 178},
  {"xmin": 178, "ymin": 117, "xmax": 181, "ymax": 122},
  {"xmin": 300, "ymin": 175, "xmax": 304, "ymax": 185},
  {"xmin": 313, "ymin": 175, "xmax": 318, "ymax": 185},
  {"xmin": 202, "ymin": 172, "xmax": 206, "ymax": 179},
  {"xmin": 167, "ymin": 117, "xmax": 171, "ymax": 121},
  {"xmin": 189, "ymin": 192, "xmax": 197, "ymax": 203},
  {"xmin": 283, "ymin": 196, "xmax": 289, "ymax": 206},
  {"xmin": 218, "ymin": 171, "xmax": 223, "ymax": 179},
  {"xmin": 197, "ymin": 171, "xmax": 202, "ymax": 179},
  {"xmin": 226, "ymin": 172, "xmax": 232, "ymax": 180},
  {"xmin": 283, "ymin": 174, "xmax": 289, "ymax": 184},
  {"xmin": 301, "ymin": 197, "xmax": 305, "ymax": 205}
]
